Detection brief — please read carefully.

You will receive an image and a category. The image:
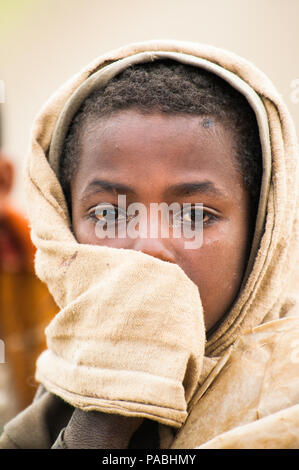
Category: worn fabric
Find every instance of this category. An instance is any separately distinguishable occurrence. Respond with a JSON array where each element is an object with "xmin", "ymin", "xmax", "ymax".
[
  {"xmin": 0, "ymin": 386, "xmax": 73, "ymax": 449},
  {"xmin": 172, "ymin": 316, "xmax": 299, "ymax": 448},
  {"xmin": 35, "ymin": 251, "xmax": 205, "ymax": 427},
  {"xmin": 0, "ymin": 39, "xmax": 298, "ymax": 448}
]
